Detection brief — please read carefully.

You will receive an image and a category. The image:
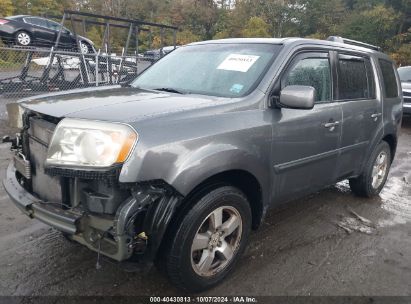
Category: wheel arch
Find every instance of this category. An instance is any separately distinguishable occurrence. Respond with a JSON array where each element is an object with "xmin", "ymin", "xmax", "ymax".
[
  {"xmin": 183, "ymin": 169, "xmax": 265, "ymax": 230},
  {"xmin": 15, "ymin": 29, "xmax": 32, "ymax": 37},
  {"xmin": 157, "ymin": 169, "xmax": 264, "ymax": 259},
  {"xmin": 191, "ymin": 170, "xmax": 262, "ymax": 226},
  {"xmin": 382, "ymin": 133, "xmax": 397, "ymax": 162}
]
